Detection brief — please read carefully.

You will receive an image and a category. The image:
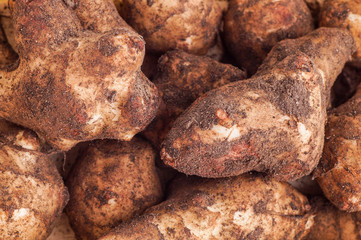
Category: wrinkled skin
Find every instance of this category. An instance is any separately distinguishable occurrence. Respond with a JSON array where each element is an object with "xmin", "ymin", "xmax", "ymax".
[
  {"xmin": 0, "ymin": 0, "xmax": 159, "ymax": 151},
  {"xmin": 307, "ymin": 197, "xmax": 361, "ymax": 239},
  {"xmin": 0, "ymin": 120, "xmax": 68, "ymax": 240},
  {"xmin": 315, "ymin": 83, "xmax": 361, "ymax": 212},
  {"xmin": 224, "ymin": 0, "xmax": 314, "ymax": 75},
  {"xmin": 66, "ymin": 137, "xmax": 163, "ymax": 240},
  {"xmin": 161, "ymin": 28, "xmax": 355, "ymax": 181},
  {"xmin": 121, "ymin": 0, "xmax": 222, "ymax": 55},
  {"xmin": 100, "ymin": 173, "xmax": 314, "ymax": 240},
  {"xmin": 320, "ymin": 0, "xmax": 361, "ymax": 67},
  {"xmin": 142, "ymin": 50, "xmax": 246, "ymax": 149}
]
